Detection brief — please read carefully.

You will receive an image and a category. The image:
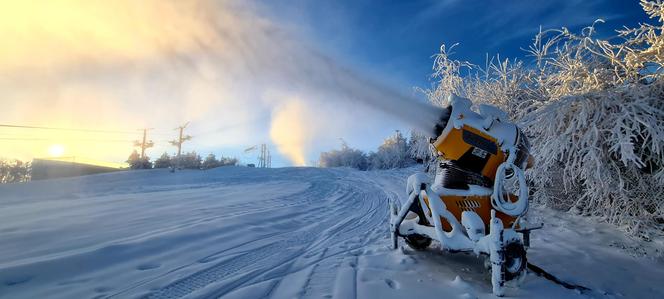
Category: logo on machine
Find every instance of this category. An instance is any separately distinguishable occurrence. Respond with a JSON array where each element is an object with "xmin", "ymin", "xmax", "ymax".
[{"xmin": 471, "ymin": 147, "xmax": 488, "ymax": 158}]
